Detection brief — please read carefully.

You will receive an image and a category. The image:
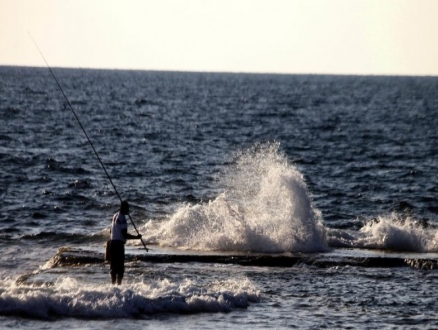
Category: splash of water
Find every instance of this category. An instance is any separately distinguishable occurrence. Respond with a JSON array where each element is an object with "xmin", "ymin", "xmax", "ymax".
[
  {"xmin": 328, "ymin": 213, "xmax": 438, "ymax": 252},
  {"xmin": 0, "ymin": 276, "xmax": 259, "ymax": 319},
  {"xmin": 145, "ymin": 143, "xmax": 327, "ymax": 253}
]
